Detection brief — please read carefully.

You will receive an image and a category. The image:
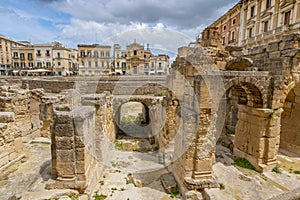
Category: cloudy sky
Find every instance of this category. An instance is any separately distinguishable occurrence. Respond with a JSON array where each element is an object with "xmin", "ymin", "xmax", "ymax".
[{"xmin": 0, "ymin": 0, "xmax": 237, "ymax": 55}]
